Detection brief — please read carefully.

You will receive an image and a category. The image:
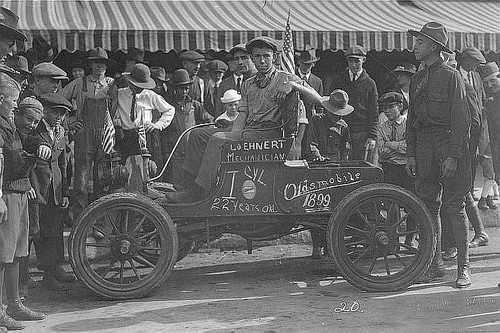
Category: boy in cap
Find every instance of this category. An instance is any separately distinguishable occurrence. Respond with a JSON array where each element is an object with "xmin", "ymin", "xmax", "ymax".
[
  {"xmin": 406, "ymin": 22, "xmax": 471, "ymax": 288},
  {"xmin": 216, "ymin": 89, "xmax": 241, "ymax": 124},
  {"xmin": 0, "ymin": 73, "xmax": 47, "ymax": 330},
  {"xmin": 29, "ymin": 93, "xmax": 74, "ymax": 291},
  {"xmin": 204, "ymin": 60, "xmax": 228, "ymax": 118},
  {"xmin": 23, "ymin": 62, "xmax": 68, "ymax": 100},
  {"xmin": 328, "ymin": 45, "xmax": 378, "ymax": 162},
  {"xmin": 180, "ymin": 50, "xmax": 205, "ymax": 103},
  {"xmin": 113, "ymin": 63, "xmax": 175, "ymax": 165}
]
